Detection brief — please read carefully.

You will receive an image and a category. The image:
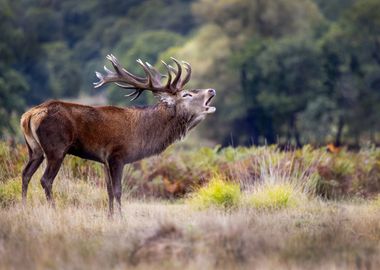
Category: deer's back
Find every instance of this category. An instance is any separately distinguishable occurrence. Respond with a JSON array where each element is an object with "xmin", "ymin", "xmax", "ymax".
[{"xmin": 21, "ymin": 100, "xmax": 134, "ymax": 163}]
